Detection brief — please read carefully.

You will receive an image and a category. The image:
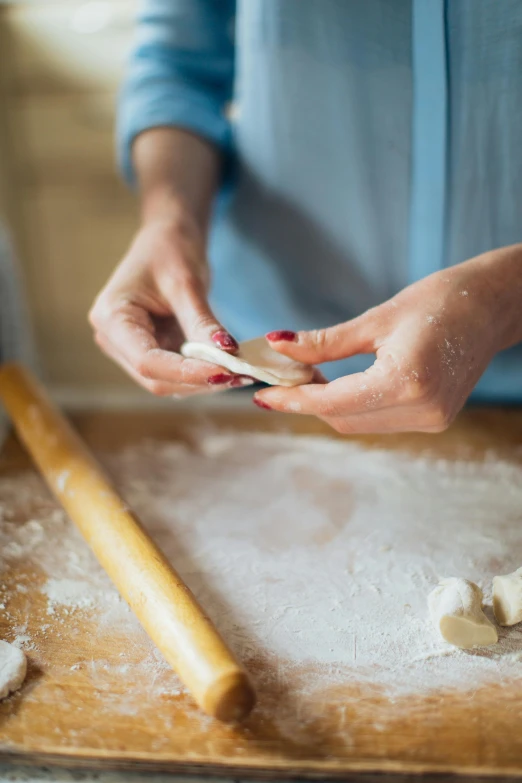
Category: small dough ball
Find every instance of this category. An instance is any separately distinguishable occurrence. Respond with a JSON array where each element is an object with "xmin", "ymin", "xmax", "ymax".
[
  {"xmin": 493, "ymin": 567, "xmax": 522, "ymax": 626},
  {"xmin": 0, "ymin": 640, "xmax": 27, "ymax": 699},
  {"xmin": 181, "ymin": 337, "xmax": 314, "ymax": 387},
  {"xmin": 428, "ymin": 578, "xmax": 498, "ymax": 649}
]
